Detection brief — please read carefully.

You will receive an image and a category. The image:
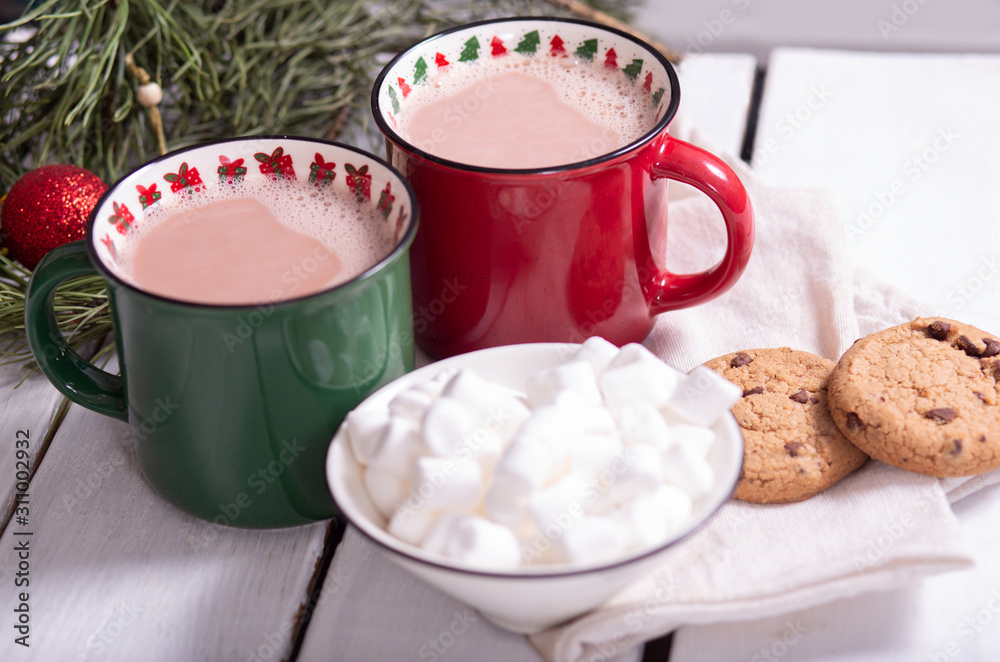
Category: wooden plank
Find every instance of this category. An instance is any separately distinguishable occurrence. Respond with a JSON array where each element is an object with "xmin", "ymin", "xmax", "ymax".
[
  {"xmin": 0, "ymin": 355, "xmax": 329, "ymax": 661},
  {"xmin": 0, "ymin": 361, "xmax": 67, "ymax": 529},
  {"xmin": 668, "ymin": 47, "xmax": 1000, "ymax": 662},
  {"xmin": 296, "ymin": 53, "xmax": 758, "ymax": 662},
  {"xmin": 296, "ymin": 527, "xmax": 643, "ymax": 662},
  {"xmin": 751, "ymin": 48, "xmax": 1000, "ymax": 334},
  {"xmin": 633, "ymin": 0, "xmax": 1000, "ymax": 59},
  {"xmin": 673, "ymin": 52, "xmax": 758, "ymax": 158},
  {"xmin": 668, "ymin": 486, "xmax": 1000, "ymax": 662}
]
